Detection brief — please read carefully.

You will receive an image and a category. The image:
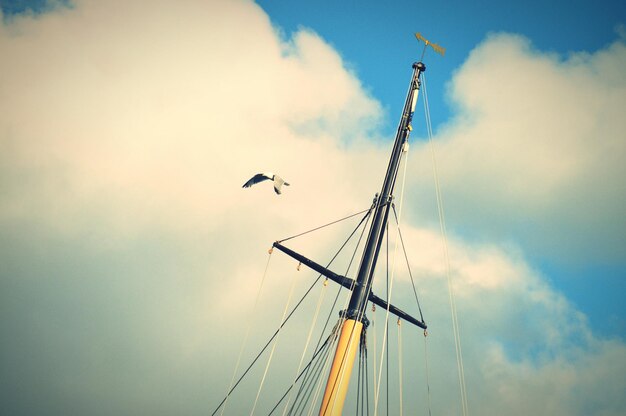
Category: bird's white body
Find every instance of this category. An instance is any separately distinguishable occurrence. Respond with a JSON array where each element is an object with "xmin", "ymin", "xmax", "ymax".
[{"xmin": 242, "ymin": 172, "xmax": 290, "ymax": 194}]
